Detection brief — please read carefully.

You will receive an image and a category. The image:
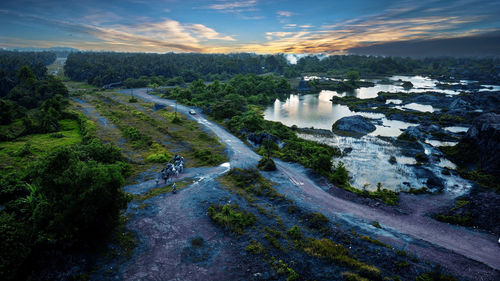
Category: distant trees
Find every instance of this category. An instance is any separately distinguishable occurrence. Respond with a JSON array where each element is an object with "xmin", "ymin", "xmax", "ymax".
[{"xmin": 64, "ymin": 52, "xmax": 289, "ymax": 87}]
